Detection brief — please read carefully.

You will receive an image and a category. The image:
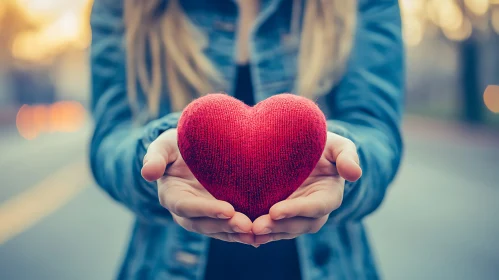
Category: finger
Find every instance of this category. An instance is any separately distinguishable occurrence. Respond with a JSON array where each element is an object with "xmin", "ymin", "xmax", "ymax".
[
  {"xmin": 161, "ymin": 189, "xmax": 235, "ymax": 219},
  {"xmin": 324, "ymin": 132, "xmax": 362, "ymax": 182},
  {"xmin": 229, "ymin": 212, "xmax": 254, "ymax": 233},
  {"xmin": 141, "ymin": 129, "xmax": 178, "ymax": 182},
  {"xmin": 253, "ymin": 215, "xmax": 327, "ymax": 235},
  {"xmin": 207, "ymin": 233, "xmax": 255, "ymax": 245},
  {"xmin": 269, "ymin": 186, "xmax": 343, "ymax": 220},
  {"xmin": 178, "ymin": 212, "xmax": 253, "ymax": 234},
  {"xmin": 255, "ymin": 233, "xmax": 299, "ymax": 245},
  {"xmin": 178, "ymin": 217, "xmax": 235, "ymax": 234}
]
